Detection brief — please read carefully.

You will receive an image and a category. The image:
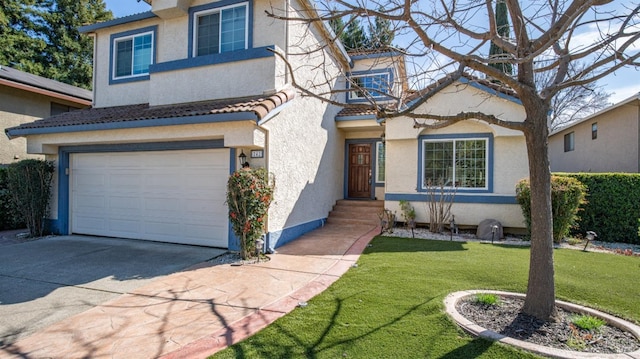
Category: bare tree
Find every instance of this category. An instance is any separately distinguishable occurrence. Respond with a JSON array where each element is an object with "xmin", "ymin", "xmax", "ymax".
[
  {"xmin": 540, "ymin": 63, "xmax": 612, "ymax": 130},
  {"xmin": 268, "ymin": 0, "xmax": 640, "ymax": 321}
]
